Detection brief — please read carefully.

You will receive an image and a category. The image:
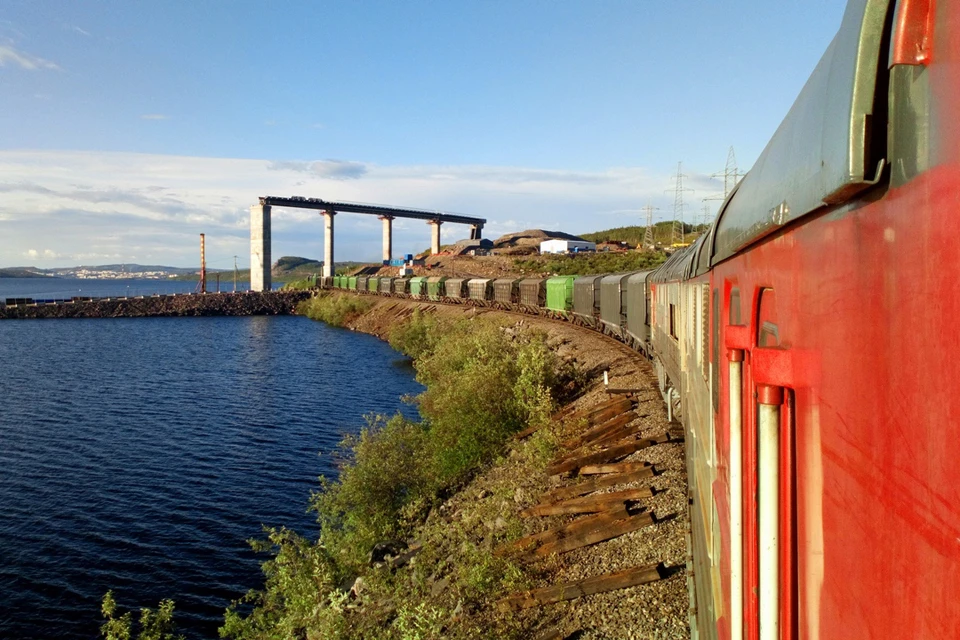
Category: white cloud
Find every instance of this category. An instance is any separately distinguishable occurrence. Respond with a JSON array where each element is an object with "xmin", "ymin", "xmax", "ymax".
[
  {"xmin": 140, "ymin": 114, "xmax": 170, "ymax": 121},
  {"xmin": 0, "ymin": 44, "xmax": 60, "ymax": 71},
  {"xmin": 0, "ymin": 149, "xmax": 722, "ymax": 268},
  {"xmin": 69, "ymin": 26, "xmax": 91, "ymax": 37}
]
